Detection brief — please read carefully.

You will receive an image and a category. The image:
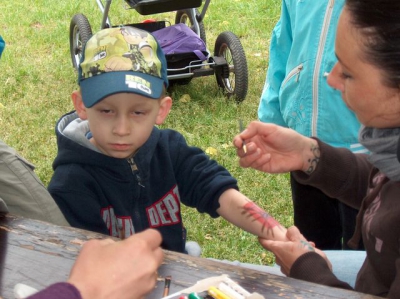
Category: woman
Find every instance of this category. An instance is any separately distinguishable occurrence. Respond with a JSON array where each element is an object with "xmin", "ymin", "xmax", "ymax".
[{"xmin": 233, "ymin": 0, "xmax": 400, "ymax": 297}]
